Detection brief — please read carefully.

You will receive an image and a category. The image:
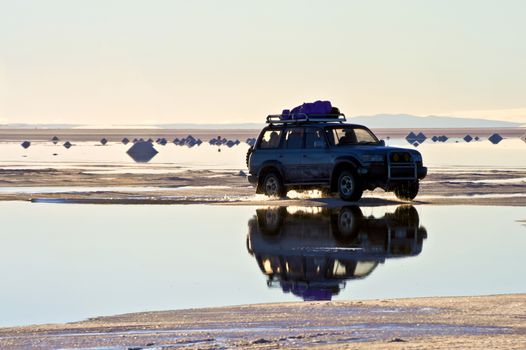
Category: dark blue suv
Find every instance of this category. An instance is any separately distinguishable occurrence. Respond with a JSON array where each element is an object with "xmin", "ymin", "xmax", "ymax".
[{"xmin": 247, "ymin": 114, "xmax": 427, "ymax": 201}]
